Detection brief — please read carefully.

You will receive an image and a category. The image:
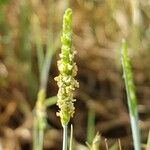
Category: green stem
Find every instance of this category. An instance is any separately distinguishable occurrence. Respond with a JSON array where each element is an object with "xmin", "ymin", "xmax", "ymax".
[
  {"xmin": 63, "ymin": 124, "xmax": 68, "ymax": 150},
  {"xmin": 33, "ymin": 89, "xmax": 46, "ymax": 150},
  {"xmin": 39, "ymin": 127, "xmax": 44, "ymax": 150},
  {"xmin": 87, "ymin": 109, "xmax": 95, "ymax": 144},
  {"xmin": 130, "ymin": 113, "xmax": 141, "ymax": 150},
  {"xmin": 69, "ymin": 124, "xmax": 73, "ymax": 150},
  {"xmin": 33, "ymin": 14, "xmax": 44, "ymax": 74},
  {"xmin": 40, "ymin": 0, "xmax": 54, "ymax": 90},
  {"xmin": 121, "ymin": 39, "xmax": 141, "ymax": 150},
  {"xmin": 33, "ymin": 118, "xmax": 45, "ymax": 150},
  {"xmin": 91, "ymin": 132, "xmax": 101, "ymax": 150},
  {"xmin": 33, "ymin": 2, "xmax": 55, "ymax": 147}
]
